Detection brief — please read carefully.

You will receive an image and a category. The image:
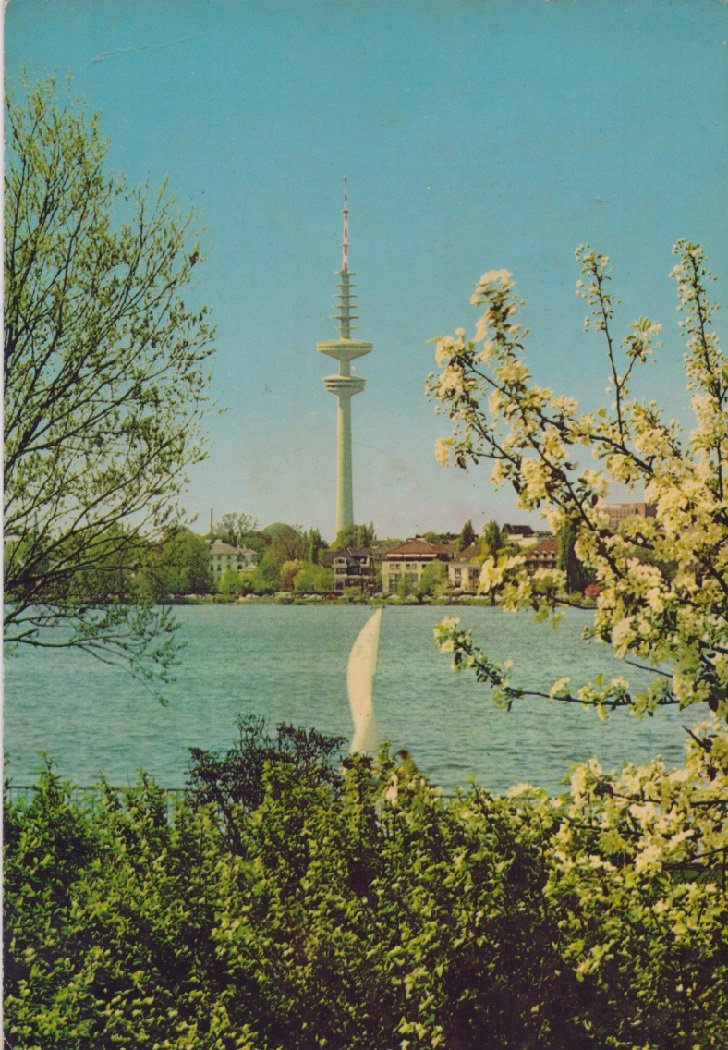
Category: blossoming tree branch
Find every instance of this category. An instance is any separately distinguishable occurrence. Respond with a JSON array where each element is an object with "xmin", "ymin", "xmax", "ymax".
[{"xmin": 428, "ymin": 242, "xmax": 727, "ymax": 734}]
